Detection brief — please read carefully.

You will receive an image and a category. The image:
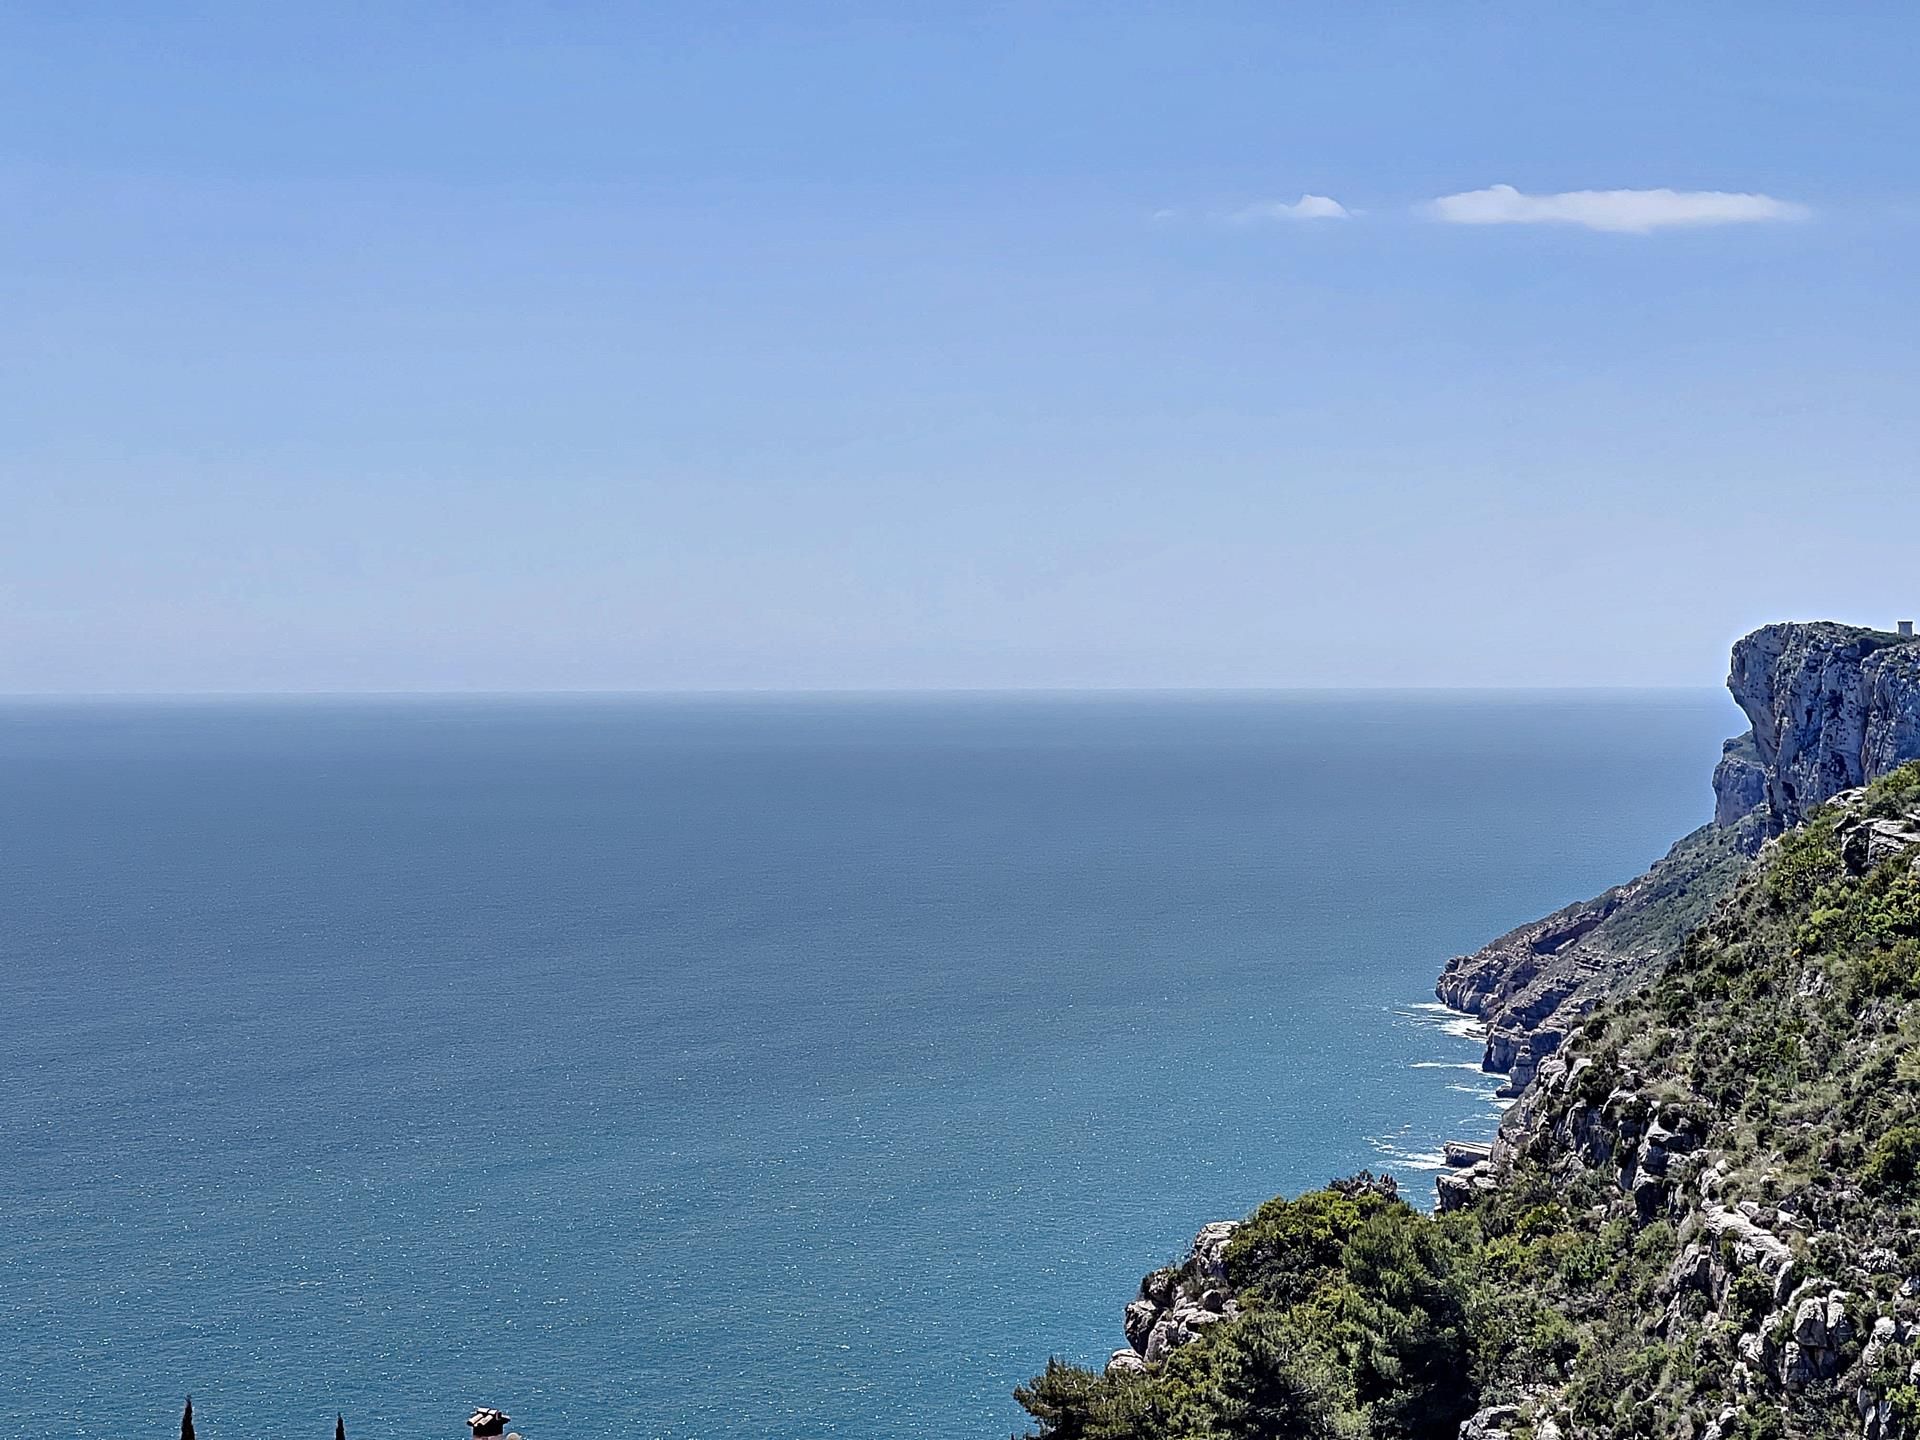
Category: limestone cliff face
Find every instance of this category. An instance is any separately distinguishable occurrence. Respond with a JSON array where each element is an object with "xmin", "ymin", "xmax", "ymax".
[
  {"xmin": 1728, "ymin": 621, "xmax": 1920, "ymax": 831},
  {"xmin": 1865, "ymin": 645, "xmax": 1920, "ymax": 779},
  {"xmin": 1439, "ymin": 620, "xmax": 1920, "ymax": 1086},
  {"xmin": 1711, "ymin": 730, "xmax": 1767, "ymax": 826}
]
